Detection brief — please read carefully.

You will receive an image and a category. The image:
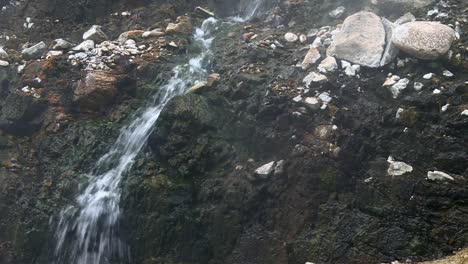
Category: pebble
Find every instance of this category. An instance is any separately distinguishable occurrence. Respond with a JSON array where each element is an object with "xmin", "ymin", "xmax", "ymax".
[
  {"xmin": 442, "ymin": 70, "xmax": 454, "ymax": 77},
  {"xmin": 461, "ymin": 110, "xmax": 468, "ymax": 116},
  {"xmin": 387, "ymin": 156, "xmax": 413, "ymax": 176},
  {"xmin": 383, "ymin": 75, "xmax": 400, "ymax": 87},
  {"xmin": 299, "ymin": 34, "xmax": 307, "ymax": 43},
  {"xmin": 0, "ymin": 60, "xmax": 9, "ymax": 67},
  {"xmin": 390, "ymin": 78, "xmax": 410, "ymax": 98},
  {"xmin": 441, "ymin": 104, "xmax": 449, "ymax": 112},
  {"xmin": 414, "ymin": 82, "xmax": 424, "ymax": 91},
  {"xmin": 0, "ymin": 47, "xmax": 8, "ymax": 59},
  {"xmin": 303, "ymin": 72, "xmax": 328, "ymax": 86},
  {"xmin": 284, "ymin": 32, "xmax": 298, "ymax": 42},
  {"xmin": 255, "ymin": 161, "xmax": 276, "ymax": 177},
  {"xmin": 423, "ymin": 73, "xmax": 434, "ymax": 79},
  {"xmin": 433, "ymin": 89, "xmax": 441, "ymax": 94},
  {"xmin": 427, "ymin": 171, "xmax": 454, "ymax": 181},
  {"xmin": 318, "ymin": 56, "xmax": 338, "ymax": 73}
]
